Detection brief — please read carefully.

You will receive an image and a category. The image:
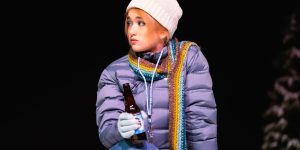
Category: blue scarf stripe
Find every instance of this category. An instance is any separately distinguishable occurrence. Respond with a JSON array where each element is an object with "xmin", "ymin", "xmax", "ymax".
[
  {"xmin": 179, "ymin": 73, "xmax": 187, "ymax": 150},
  {"xmin": 128, "ymin": 39, "xmax": 193, "ymax": 150}
]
